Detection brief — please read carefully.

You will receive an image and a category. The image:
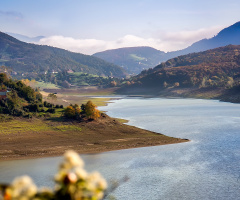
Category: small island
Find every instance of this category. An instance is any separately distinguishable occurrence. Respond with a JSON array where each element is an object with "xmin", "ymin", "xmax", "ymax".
[{"xmin": 0, "ymin": 73, "xmax": 189, "ymax": 161}]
